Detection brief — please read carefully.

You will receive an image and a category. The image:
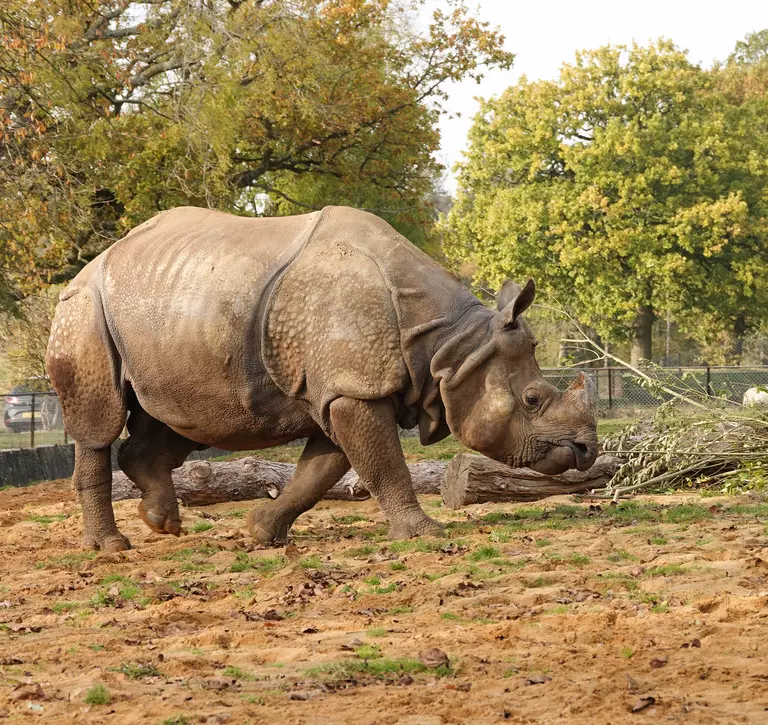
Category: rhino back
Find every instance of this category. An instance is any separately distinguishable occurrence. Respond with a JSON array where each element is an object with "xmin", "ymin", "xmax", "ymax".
[{"xmin": 97, "ymin": 206, "xmax": 323, "ymax": 440}]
